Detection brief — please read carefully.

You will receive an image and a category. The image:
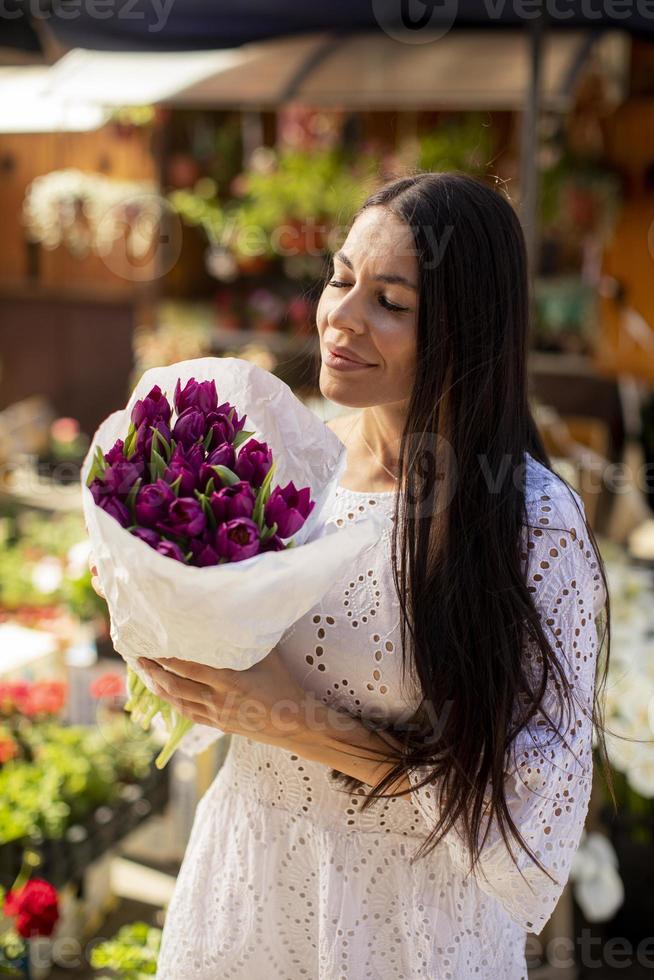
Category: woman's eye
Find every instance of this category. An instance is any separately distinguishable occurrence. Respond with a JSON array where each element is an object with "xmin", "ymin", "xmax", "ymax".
[
  {"xmin": 328, "ymin": 279, "xmax": 408, "ymax": 314},
  {"xmin": 378, "ymin": 295, "xmax": 408, "ymax": 313}
]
